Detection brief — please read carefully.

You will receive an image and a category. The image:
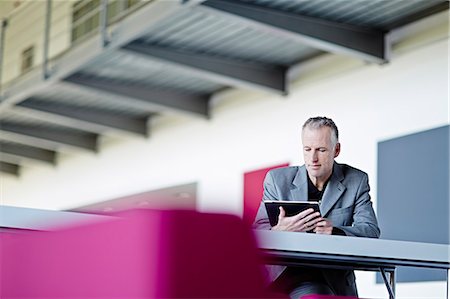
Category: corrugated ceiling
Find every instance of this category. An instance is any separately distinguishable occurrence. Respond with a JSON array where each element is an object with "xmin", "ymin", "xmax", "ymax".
[{"xmin": 0, "ymin": 0, "xmax": 448, "ymax": 176}]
